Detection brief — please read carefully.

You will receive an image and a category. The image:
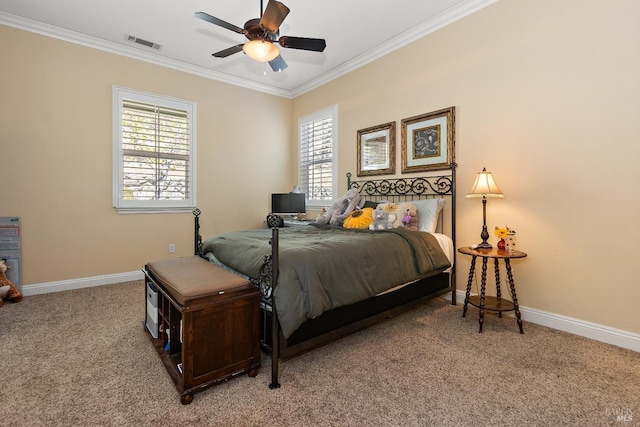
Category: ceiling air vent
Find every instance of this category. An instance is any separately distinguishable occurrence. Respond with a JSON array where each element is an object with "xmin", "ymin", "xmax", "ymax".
[{"xmin": 125, "ymin": 34, "xmax": 162, "ymax": 50}]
